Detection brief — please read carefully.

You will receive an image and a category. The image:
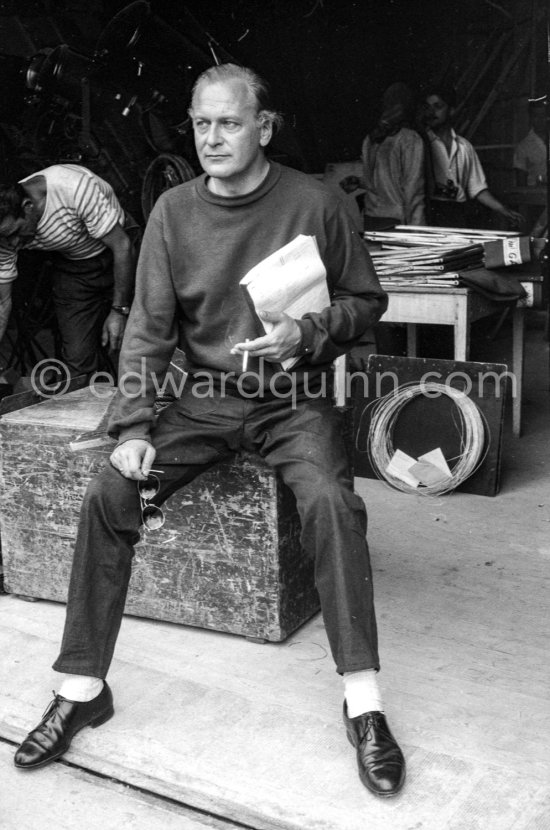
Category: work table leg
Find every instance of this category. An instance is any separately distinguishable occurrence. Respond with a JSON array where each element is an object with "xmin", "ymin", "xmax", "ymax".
[
  {"xmin": 406, "ymin": 323, "xmax": 418, "ymax": 357},
  {"xmin": 454, "ymin": 300, "xmax": 469, "ymax": 361},
  {"xmin": 512, "ymin": 307, "xmax": 524, "ymax": 437}
]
